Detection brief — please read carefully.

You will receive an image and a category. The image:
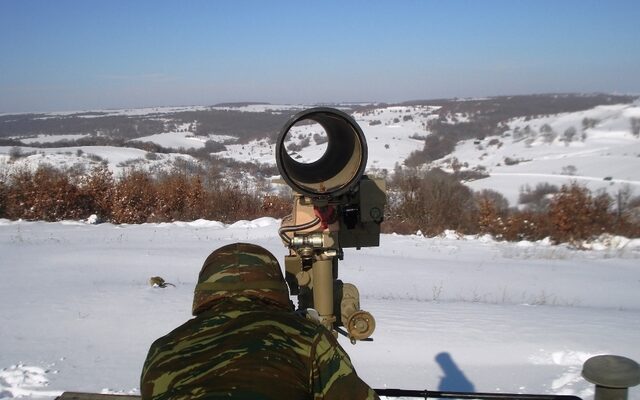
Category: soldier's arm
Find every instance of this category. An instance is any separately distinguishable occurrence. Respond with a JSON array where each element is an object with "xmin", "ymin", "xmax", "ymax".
[{"xmin": 310, "ymin": 329, "xmax": 380, "ymax": 400}]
